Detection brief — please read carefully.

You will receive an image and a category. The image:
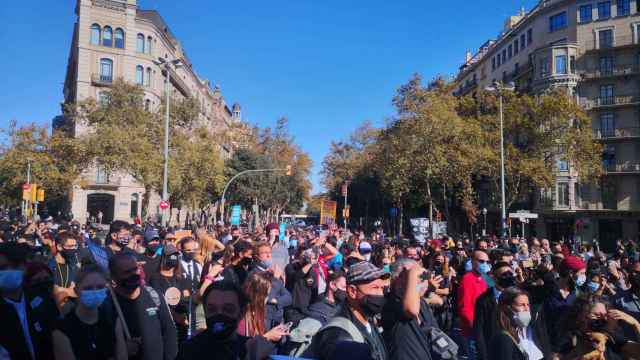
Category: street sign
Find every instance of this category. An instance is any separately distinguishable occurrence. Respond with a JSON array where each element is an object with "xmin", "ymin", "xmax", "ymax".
[
  {"xmin": 508, "ymin": 211, "xmax": 538, "ymax": 219},
  {"xmin": 159, "ymin": 200, "xmax": 170, "ymax": 210},
  {"xmin": 230, "ymin": 205, "xmax": 241, "ymax": 226}
]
